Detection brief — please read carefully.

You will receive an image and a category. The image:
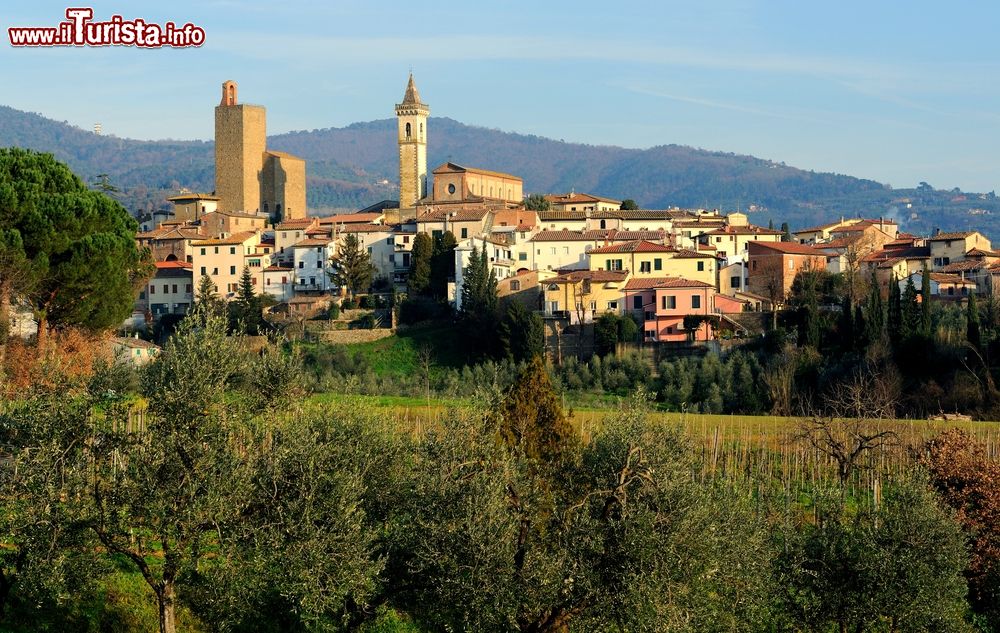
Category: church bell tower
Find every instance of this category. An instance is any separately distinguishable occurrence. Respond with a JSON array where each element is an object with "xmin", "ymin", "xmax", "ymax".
[{"xmin": 395, "ymin": 74, "xmax": 429, "ymax": 209}]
